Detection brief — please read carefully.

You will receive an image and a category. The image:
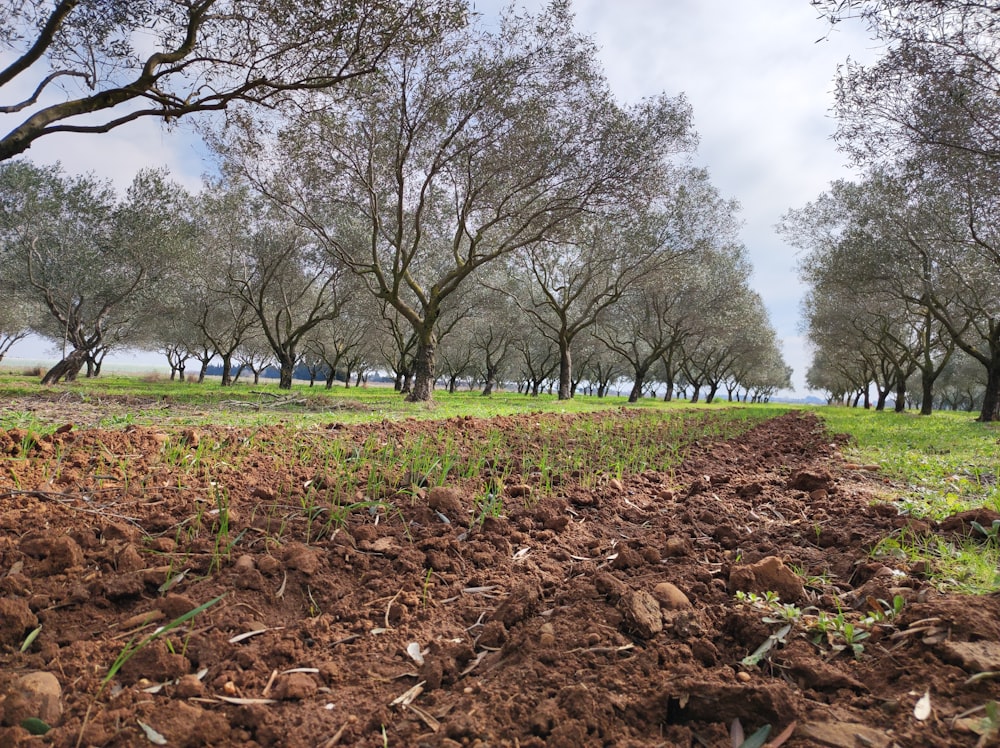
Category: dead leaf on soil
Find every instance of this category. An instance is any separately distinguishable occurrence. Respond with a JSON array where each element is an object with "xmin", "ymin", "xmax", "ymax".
[
  {"xmin": 211, "ymin": 696, "xmax": 278, "ymax": 705},
  {"xmin": 228, "ymin": 627, "xmax": 285, "ymax": 644},
  {"xmin": 391, "ymin": 682, "xmax": 425, "ymax": 707},
  {"xmin": 136, "ymin": 719, "xmax": 168, "ymax": 745},
  {"xmin": 914, "ymin": 690, "xmax": 932, "ymax": 721}
]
